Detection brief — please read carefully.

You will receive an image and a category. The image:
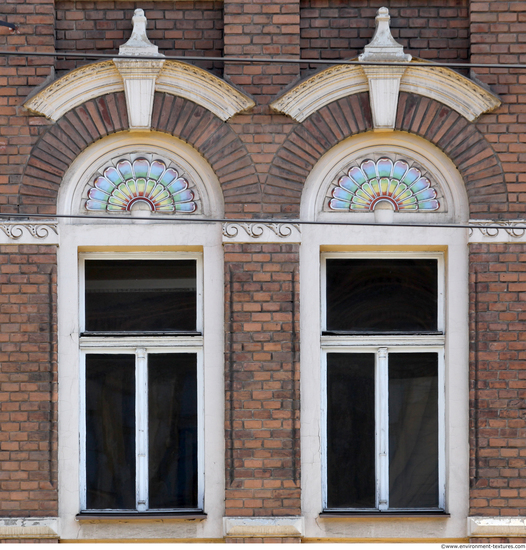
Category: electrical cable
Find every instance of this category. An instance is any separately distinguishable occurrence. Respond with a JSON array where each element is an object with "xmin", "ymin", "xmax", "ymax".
[
  {"xmin": 0, "ymin": 49, "xmax": 525, "ymax": 70},
  {"xmin": 0, "ymin": 211, "xmax": 523, "ymax": 231}
]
